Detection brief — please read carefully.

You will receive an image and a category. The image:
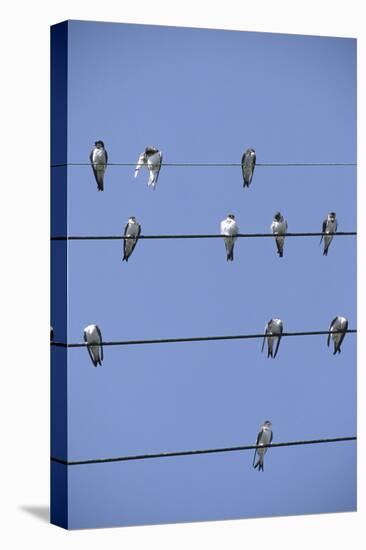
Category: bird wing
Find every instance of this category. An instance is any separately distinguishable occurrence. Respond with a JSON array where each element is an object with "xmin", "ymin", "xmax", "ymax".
[
  {"xmin": 320, "ymin": 218, "xmax": 327, "ymax": 244},
  {"xmin": 327, "ymin": 317, "xmax": 338, "ymax": 347},
  {"xmin": 90, "ymin": 149, "xmax": 98, "ymax": 184},
  {"xmin": 84, "ymin": 330, "xmax": 97, "ymax": 366},
  {"xmin": 241, "ymin": 152, "xmax": 246, "ymax": 182},
  {"xmin": 95, "ymin": 325, "xmax": 103, "ymax": 362},
  {"xmin": 261, "ymin": 323, "xmax": 269, "ymax": 352},
  {"xmin": 269, "ymin": 431, "xmax": 273, "ymax": 444},
  {"xmin": 104, "ymin": 149, "xmax": 108, "ymax": 167},
  {"xmin": 123, "ymin": 222, "xmax": 130, "ymax": 257},
  {"xmin": 335, "ymin": 318, "xmax": 348, "ymax": 353},
  {"xmin": 123, "ymin": 222, "xmax": 130, "ymax": 237},
  {"xmin": 273, "ymin": 323, "xmax": 283, "ymax": 358},
  {"xmin": 153, "ymin": 151, "xmax": 163, "ymax": 183},
  {"xmin": 134, "ymin": 152, "xmax": 145, "ymax": 178},
  {"xmin": 128, "ymin": 224, "xmax": 141, "ymax": 258},
  {"xmin": 253, "ymin": 429, "xmax": 263, "ymax": 466}
]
